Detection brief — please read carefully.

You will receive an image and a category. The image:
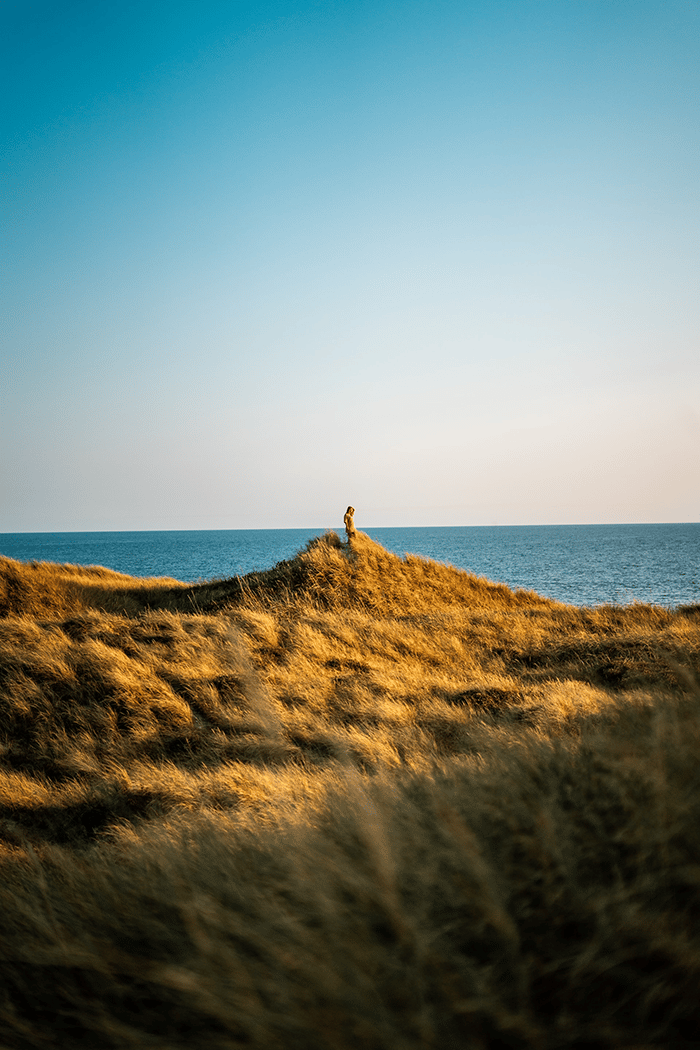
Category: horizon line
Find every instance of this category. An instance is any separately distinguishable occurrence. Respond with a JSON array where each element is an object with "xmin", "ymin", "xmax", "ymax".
[{"xmin": 2, "ymin": 520, "xmax": 699, "ymax": 536}]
